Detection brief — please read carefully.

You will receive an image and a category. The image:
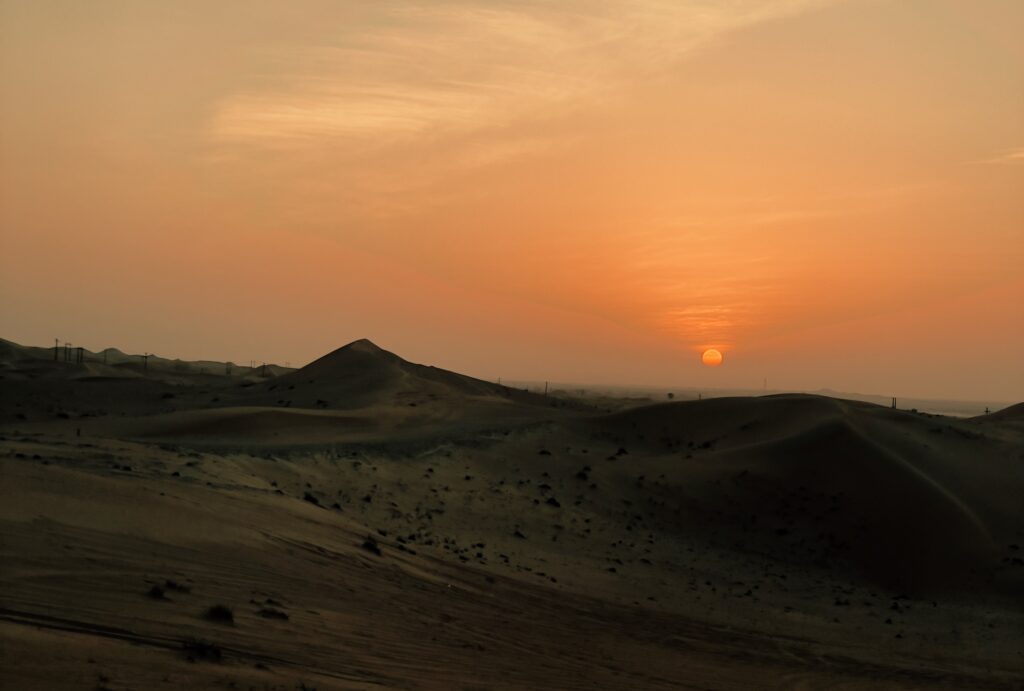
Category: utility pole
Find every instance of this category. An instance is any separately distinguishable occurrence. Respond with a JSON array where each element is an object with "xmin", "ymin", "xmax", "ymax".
[
  {"xmin": 76, "ymin": 347, "xmax": 84, "ymax": 364},
  {"xmin": 891, "ymin": 397, "xmax": 896, "ymax": 409},
  {"xmin": 261, "ymin": 362, "xmax": 266, "ymax": 377},
  {"xmin": 142, "ymin": 353, "xmax": 149, "ymax": 371},
  {"xmin": 54, "ymin": 338, "xmax": 59, "ymax": 361},
  {"xmin": 64, "ymin": 342, "xmax": 72, "ymax": 362}
]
